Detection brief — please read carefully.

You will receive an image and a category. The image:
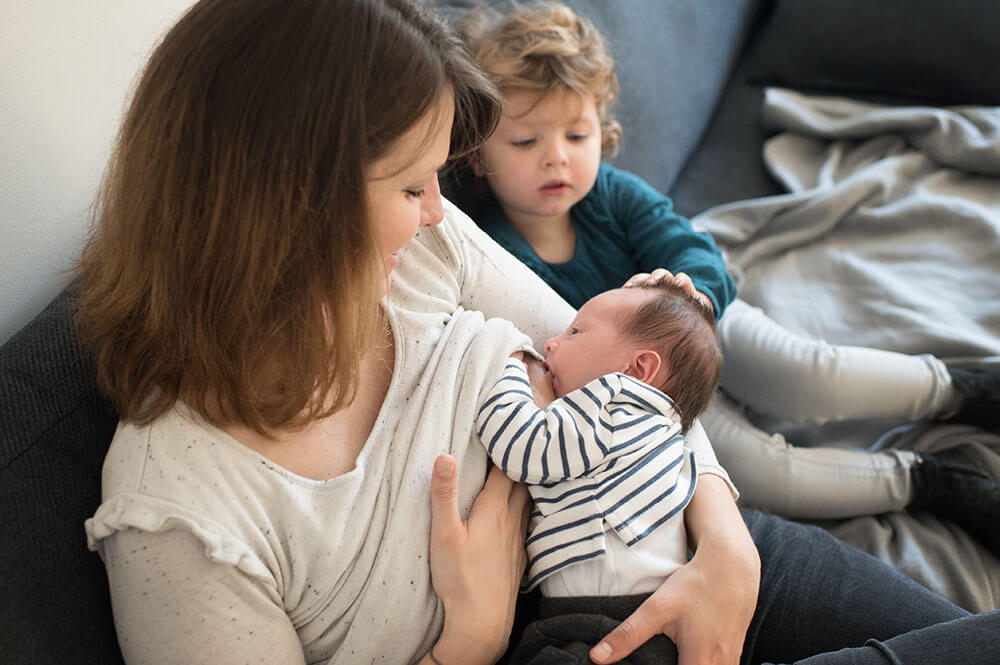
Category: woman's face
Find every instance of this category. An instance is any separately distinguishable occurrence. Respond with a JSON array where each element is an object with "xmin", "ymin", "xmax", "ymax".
[{"xmin": 366, "ymin": 94, "xmax": 455, "ymax": 294}]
